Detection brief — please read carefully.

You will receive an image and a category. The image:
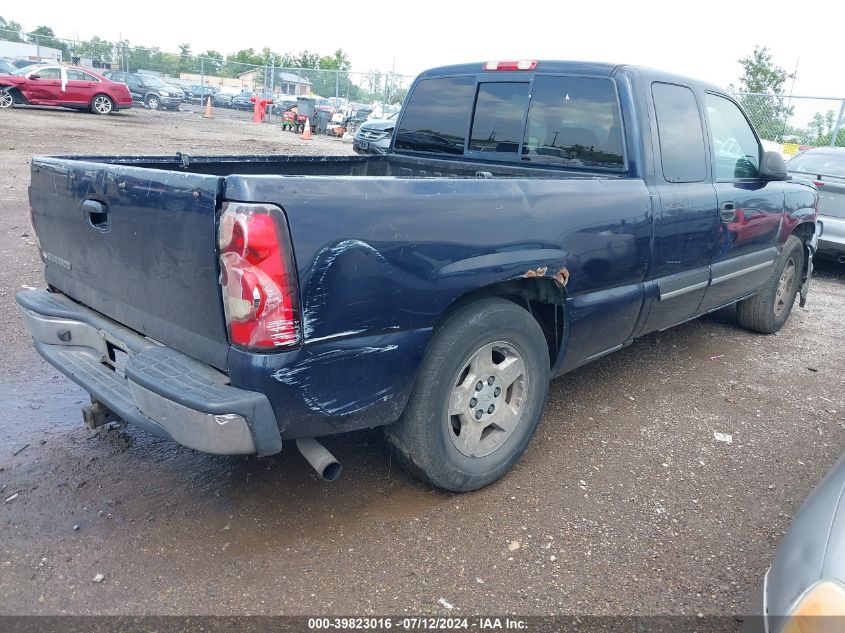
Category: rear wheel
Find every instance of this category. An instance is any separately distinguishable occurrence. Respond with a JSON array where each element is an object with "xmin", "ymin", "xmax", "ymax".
[
  {"xmin": 0, "ymin": 87, "xmax": 14, "ymax": 109},
  {"xmin": 91, "ymin": 94, "xmax": 114, "ymax": 115},
  {"xmin": 737, "ymin": 235, "xmax": 804, "ymax": 334},
  {"xmin": 385, "ymin": 298, "xmax": 550, "ymax": 492}
]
